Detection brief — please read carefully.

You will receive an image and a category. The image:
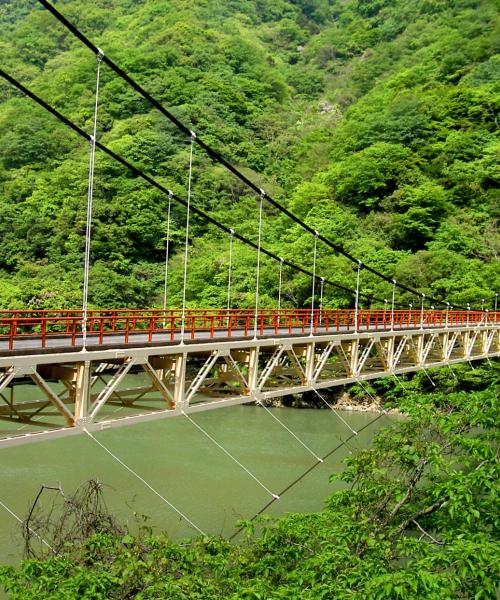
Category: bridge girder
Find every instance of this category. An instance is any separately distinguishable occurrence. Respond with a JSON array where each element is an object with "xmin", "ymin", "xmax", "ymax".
[{"xmin": 0, "ymin": 325, "xmax": 498, "ymax": 448}]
